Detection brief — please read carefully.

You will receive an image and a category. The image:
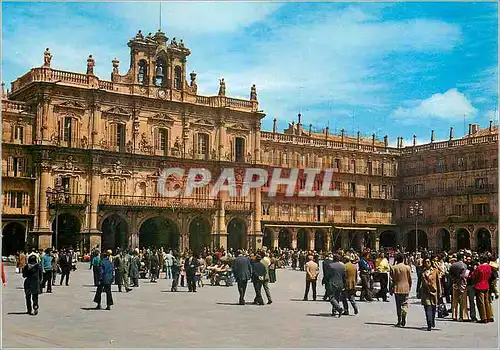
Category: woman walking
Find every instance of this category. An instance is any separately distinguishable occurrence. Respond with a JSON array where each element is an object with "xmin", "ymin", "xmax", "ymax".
[
  {"xmin": 420, "ymin": 257, "xmax": 441, "ymax": 331},
  {"xmin": 22, "ymin": 255, "xmax": 43, "ymax": 315}
]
